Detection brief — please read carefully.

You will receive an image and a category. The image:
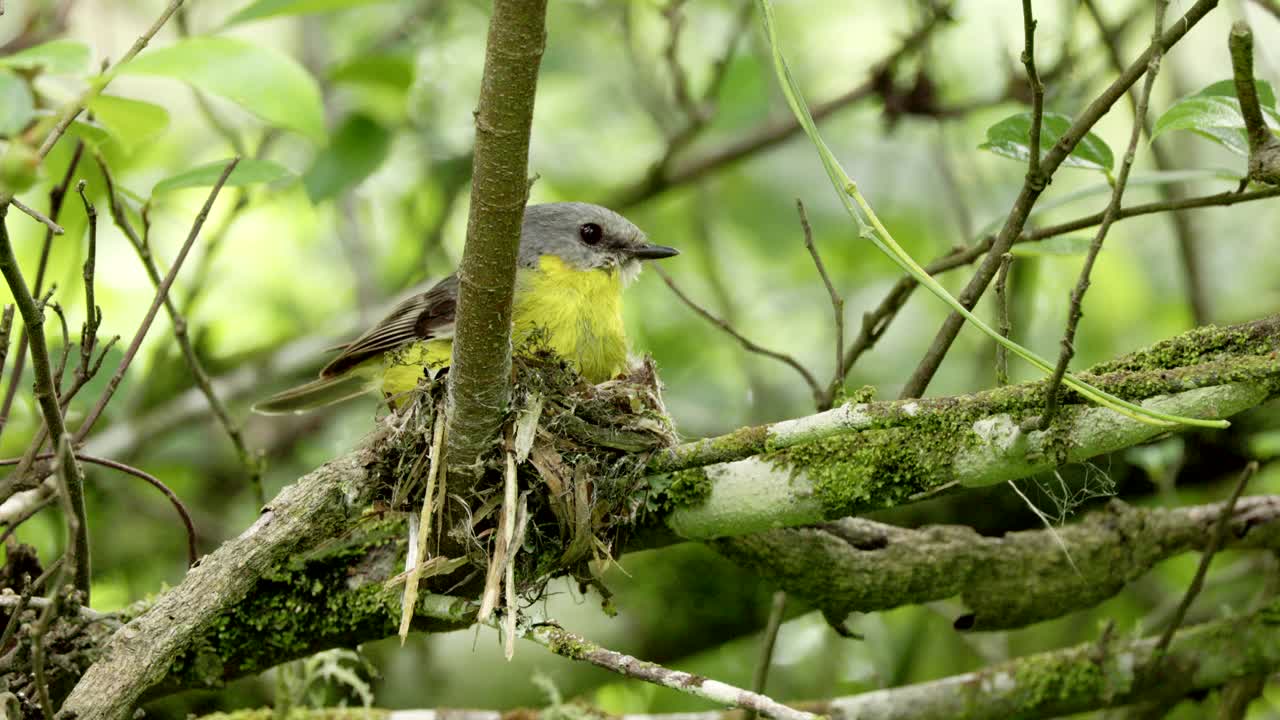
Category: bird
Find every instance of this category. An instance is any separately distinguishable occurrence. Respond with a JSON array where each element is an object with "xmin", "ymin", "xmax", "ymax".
[{"xmin": 253, "ymin": 202, "xmax": 678, "ymax": 414}]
